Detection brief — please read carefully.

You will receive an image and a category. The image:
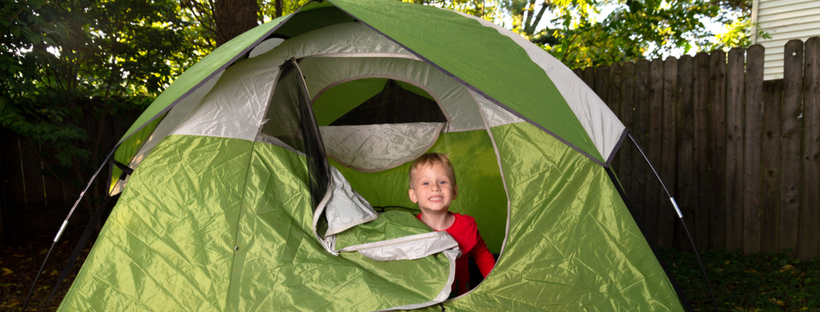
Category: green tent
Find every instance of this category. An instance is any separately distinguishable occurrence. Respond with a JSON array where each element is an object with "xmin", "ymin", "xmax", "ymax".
[{"xmin": 58, "ymin": 0, "xmax": 688, "ymax": 310}]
